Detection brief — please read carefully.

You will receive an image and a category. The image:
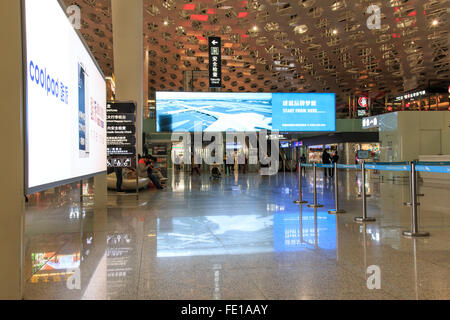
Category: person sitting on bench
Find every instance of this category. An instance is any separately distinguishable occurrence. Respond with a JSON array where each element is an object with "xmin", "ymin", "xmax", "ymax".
[{"xmin": 138, "ymin": 155, "xmax": 164, "ymax": 190}]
